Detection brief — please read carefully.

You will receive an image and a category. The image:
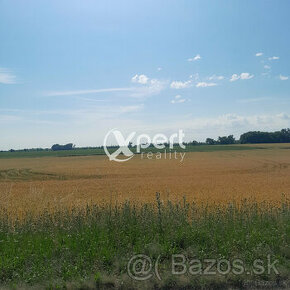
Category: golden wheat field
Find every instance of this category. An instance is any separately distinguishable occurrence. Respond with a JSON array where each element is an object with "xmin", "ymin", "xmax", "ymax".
[{"xmin": 0, "ymin": 144, "xmax": 290, "ymax": 217}]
